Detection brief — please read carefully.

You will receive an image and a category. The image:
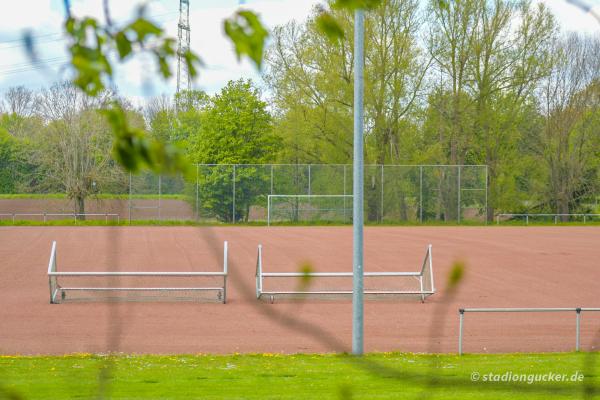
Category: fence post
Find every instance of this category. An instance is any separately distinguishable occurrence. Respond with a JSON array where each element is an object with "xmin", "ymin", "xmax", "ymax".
[
  {"xmin": 128, "ymin": 172, "xmax": 132, "ymax": 224},
  {"xmin": 43, "ymin": 212, "xmax": 47, "ymax": 223},
  {"xmin": 526, "ymin": 215, "xmax": 529, "ymax": 225},
  {"xmin": 457, "ymin": 166, "xmax": 461, "ymax": 224},
  {"xmin": 270, "ymin": 164, "xmax": 274, "ymax": 195},
  {"xmin": 158, "ymin": 174, "xmax": 162, "ymax": 220},
  {"xmin": 380, "ymin": 164, "xmax": 384, "ymax": 223},
  {"xmin": 196, "ymin": 164, "xmax": 201, "ymax": 221},
  {"xmin": 459, "ymin": 309, "xmax": 464, "ymax": 355},
  {"xmin": 576, "ymin": 308, "xmax": 581, "ymax": 352},
  {"xmin": 308, "ymin": 164, "xmax": 311, "ymax": 196},
  {"xmin": 419, "ymin": 166, "xmax": 423, "ymax": 224},
  {"xmin": 232, "ymin": 165, "xmax": 236, "ymax": 223},
  {"xmin": 555, "ymin": 215, "xmax": 558, "ymax": 224},
  {"xmin": 484, "ymin": 166, "xmax": 488, "ymax": 225},
  {"xmin": 344, "ymin": 164, "xmax": 347, "ymax": 222}
]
